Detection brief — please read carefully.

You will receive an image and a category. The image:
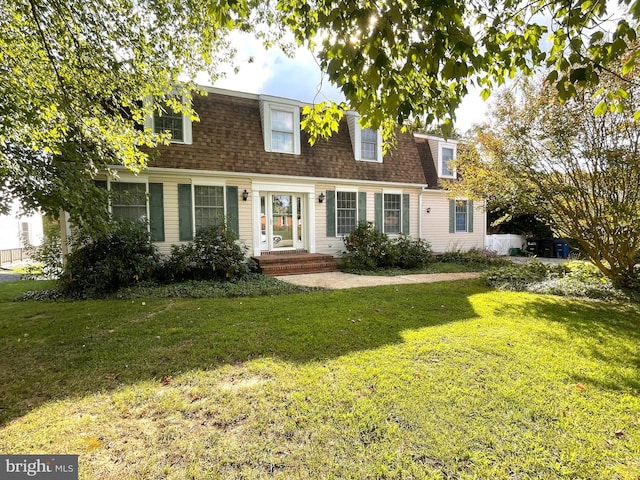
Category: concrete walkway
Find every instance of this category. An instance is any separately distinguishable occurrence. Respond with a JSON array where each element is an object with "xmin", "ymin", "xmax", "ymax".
[
  {"xmin": 276, "ymin": 271, "xmax": 482, "ymax": 289},
  {"xmin": 0, "ymin": 260, "xmax": 35, "ymax": 283},
  {"xmin": 0, "ymin": 269, "xmax": 22, "ymax": 283}
]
